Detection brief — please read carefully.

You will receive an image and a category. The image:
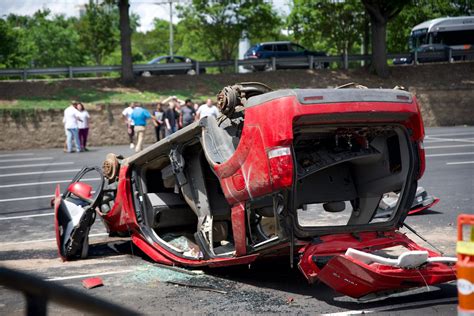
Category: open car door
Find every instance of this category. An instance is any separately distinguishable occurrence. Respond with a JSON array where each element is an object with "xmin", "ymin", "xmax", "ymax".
[{"xmin": 54, "ymin": 167, "xmax": 105, "ymax": 260}]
